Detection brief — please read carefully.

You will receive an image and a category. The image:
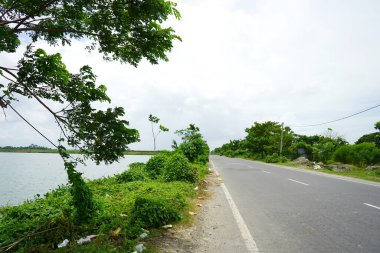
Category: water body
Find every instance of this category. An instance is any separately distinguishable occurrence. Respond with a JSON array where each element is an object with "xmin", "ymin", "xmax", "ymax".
[{"xmin": 0, "ymin": 153, "xmax": 151, "ymax": 206}]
